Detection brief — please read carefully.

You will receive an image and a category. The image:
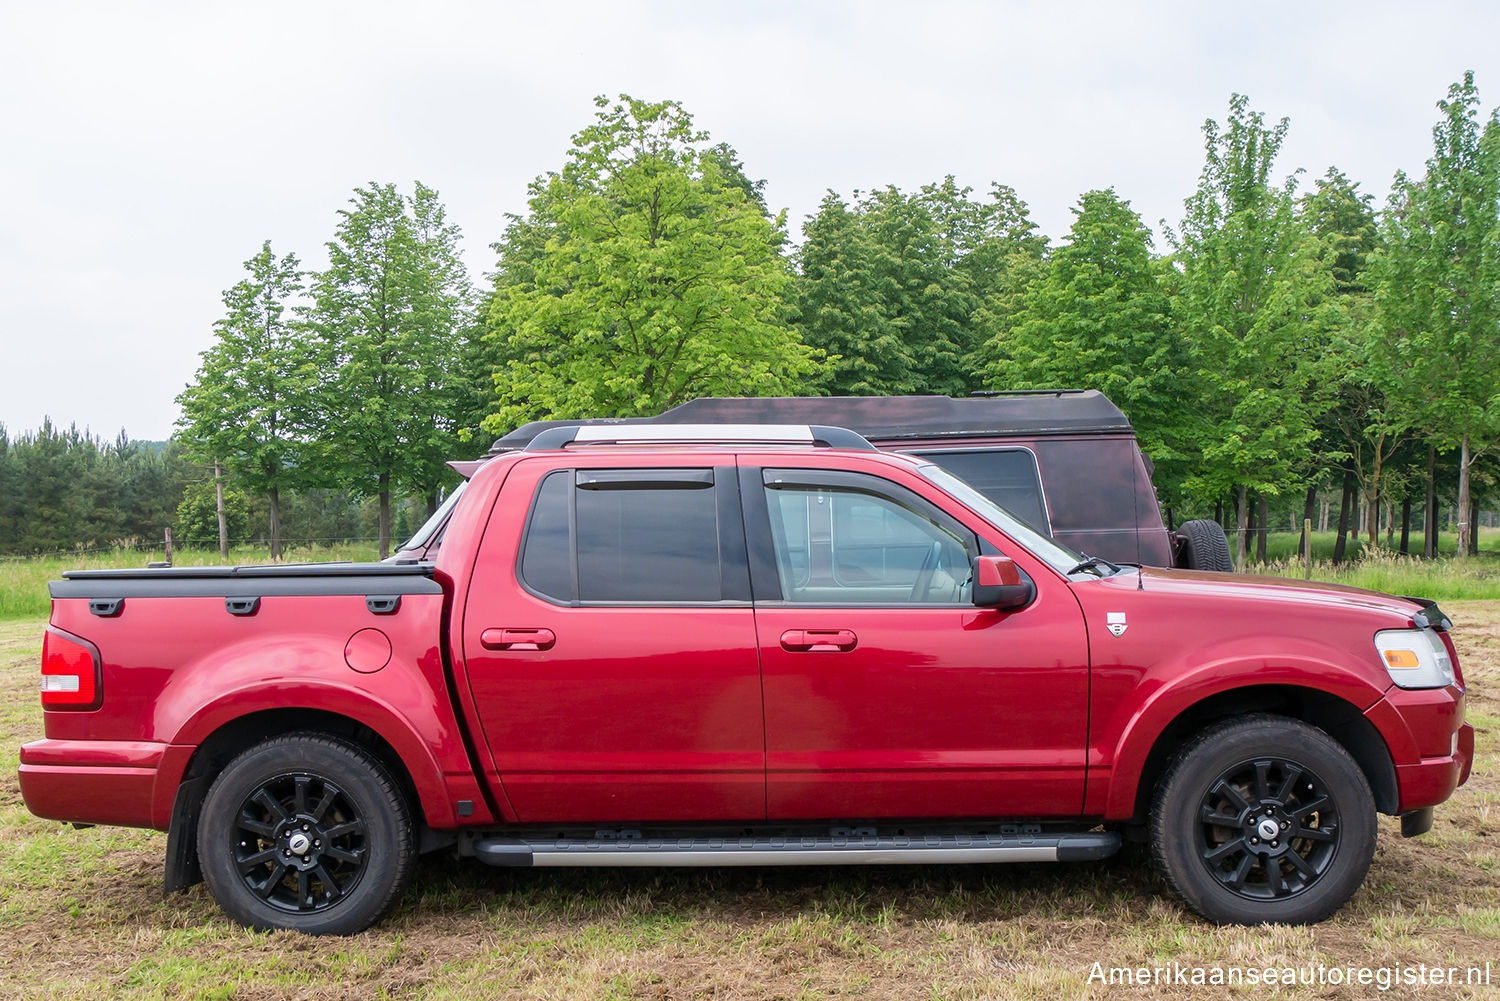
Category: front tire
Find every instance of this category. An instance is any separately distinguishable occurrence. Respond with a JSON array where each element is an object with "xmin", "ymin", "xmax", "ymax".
[
  {"xmin": 197, "ymin": 733, "xmax": 414, "ymax": 934},
  {"xmin": 1150, "ymin": 715, "xmax": 1376, "ymax": 925}
]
